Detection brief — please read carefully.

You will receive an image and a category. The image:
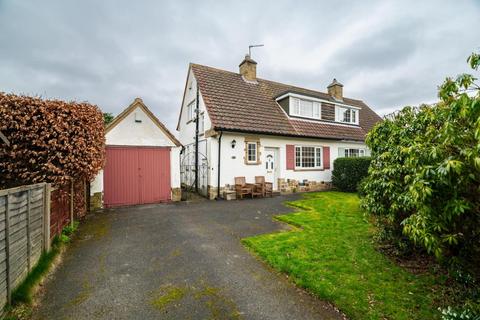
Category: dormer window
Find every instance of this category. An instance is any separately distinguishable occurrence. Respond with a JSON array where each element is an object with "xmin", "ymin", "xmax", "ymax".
[
  {"xmin": 291, "ymin": 97, "xmax": 321, "ymax": 120},
  {"xmin": 336, "ymin": 106, "xmax": 359, "ymax": 125},
  {"xmin": 276, "ymin": 92, "xmax": 361, "ymax": 125}
]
